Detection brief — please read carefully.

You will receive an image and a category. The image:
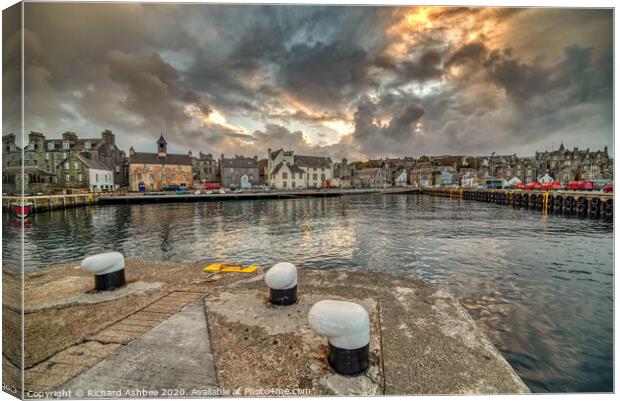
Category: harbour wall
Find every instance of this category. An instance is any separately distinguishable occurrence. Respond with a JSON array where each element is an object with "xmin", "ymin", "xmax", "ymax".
[
  {"xmin": 2, "ymin": 188, "xmax": 419, "ymax": 214},
  {"xmin": 422, "ymin": 188, "xmax": 613, "ymax": 220}
]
